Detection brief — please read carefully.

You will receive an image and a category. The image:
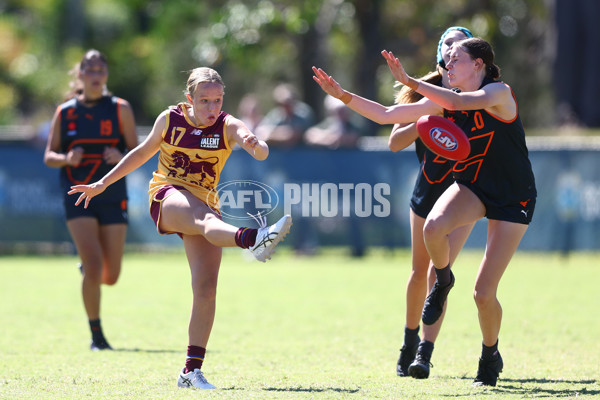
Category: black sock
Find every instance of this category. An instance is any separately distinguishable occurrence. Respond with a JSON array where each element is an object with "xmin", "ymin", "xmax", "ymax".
[
  {"xmin": 481, "ymin": 340, "xmax": 499, "ymax": 360},
  {"xmin": 418, "ymin": 340, "xmax": 434, "ymax": 356},
  {"xmin": 89, "ymin": 319, "xmax": 105, "ymax": 343},
  {"xmin": 404, "ymin": 325, "xmax": 420, "ymax": 347},
  {"xmin": 434, "ymin": 265, "xmax": 452, "ymax": 287}
]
